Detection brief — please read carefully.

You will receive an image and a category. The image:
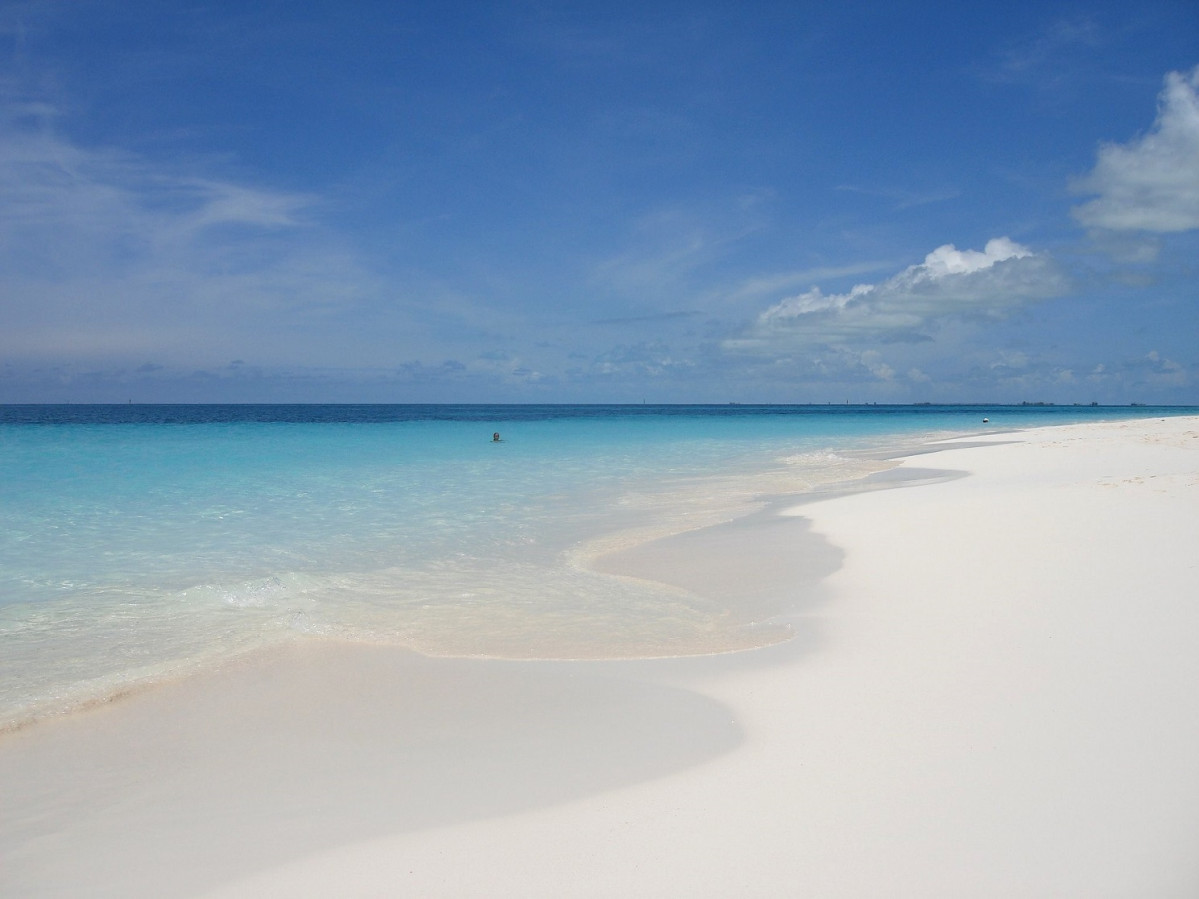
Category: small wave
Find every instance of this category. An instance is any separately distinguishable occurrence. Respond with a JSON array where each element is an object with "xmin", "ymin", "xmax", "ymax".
[
  {"xmin": 179, "ymin": 573, "xmax": 316, "ymax": 610},
  {"xmin": 777, "ymin": 450, "xmax": 845, "ymax": 465},
  {"xmin": 220, "ymin": 576, "xmax": 286, "ymax": 608}
]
